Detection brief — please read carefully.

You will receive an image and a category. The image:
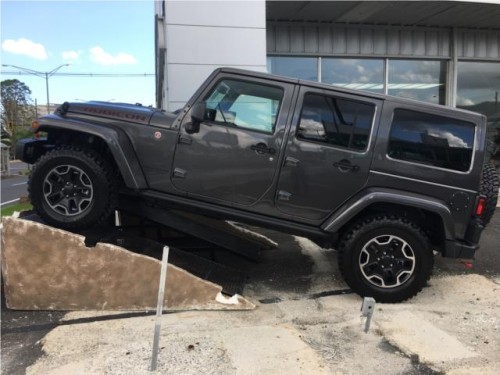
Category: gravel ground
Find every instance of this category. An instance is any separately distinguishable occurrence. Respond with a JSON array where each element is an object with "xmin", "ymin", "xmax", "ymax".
[{"xmin": 2, "ymin": 210, "xmax": 500, "ymax": 375}]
